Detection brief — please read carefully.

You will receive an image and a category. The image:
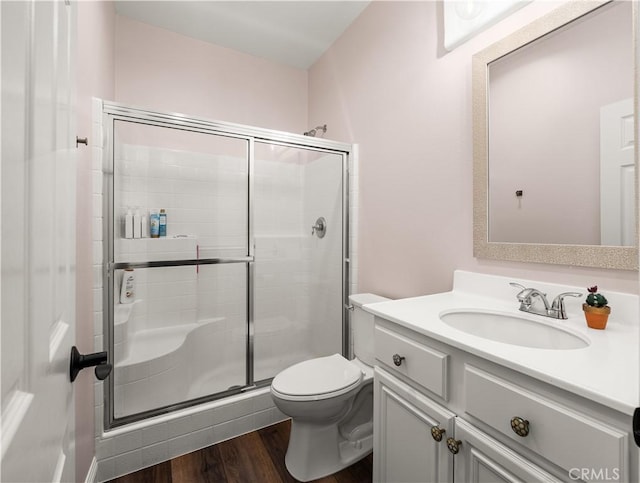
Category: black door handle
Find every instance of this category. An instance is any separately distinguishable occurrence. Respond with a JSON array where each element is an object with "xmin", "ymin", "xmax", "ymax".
[{"xmin": 69, "ymin": 346, "xmax": 113, "ymax": 382}]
